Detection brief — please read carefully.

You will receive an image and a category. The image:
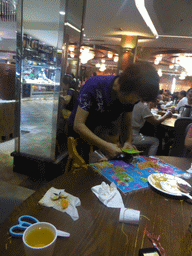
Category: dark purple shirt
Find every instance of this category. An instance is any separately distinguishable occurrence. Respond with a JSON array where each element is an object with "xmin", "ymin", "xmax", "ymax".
[{"xmin": 68, "ymin": 75, "xmax": 134, "ymax": 133}]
